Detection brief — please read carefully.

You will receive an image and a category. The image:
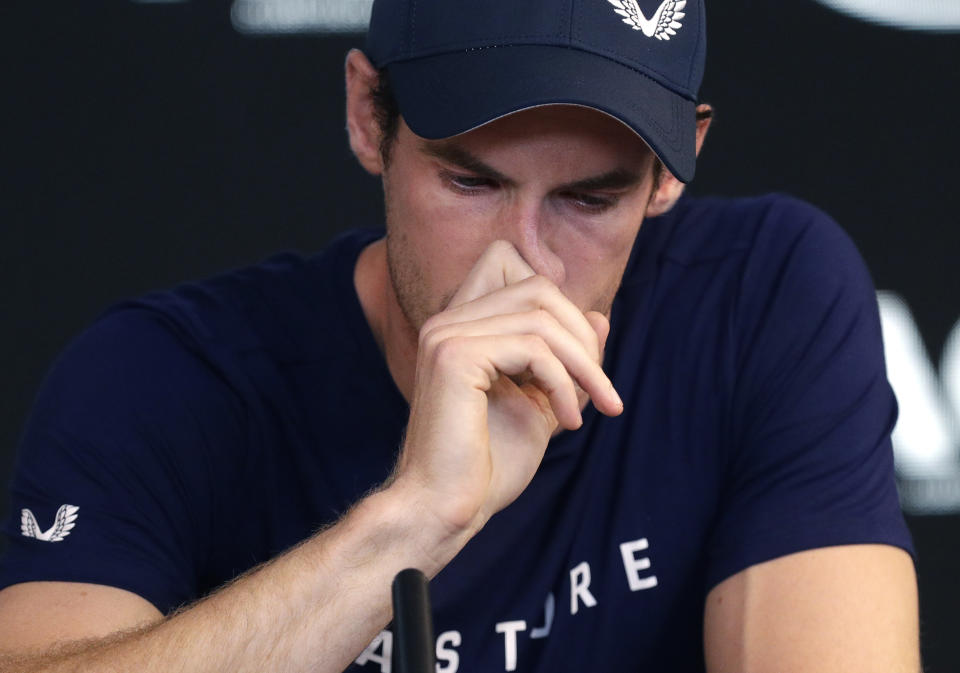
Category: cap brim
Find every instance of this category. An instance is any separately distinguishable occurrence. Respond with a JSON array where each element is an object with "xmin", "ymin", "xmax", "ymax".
[{"xmin": 386, "ymin": 45, "xmax": 697, "ymax": 183}]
